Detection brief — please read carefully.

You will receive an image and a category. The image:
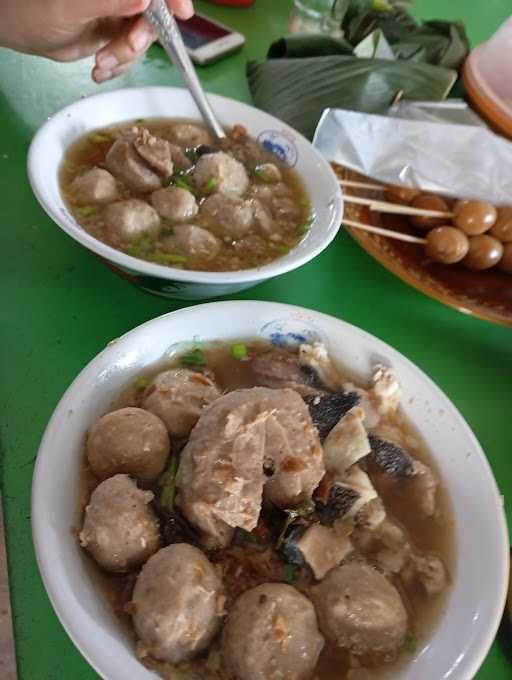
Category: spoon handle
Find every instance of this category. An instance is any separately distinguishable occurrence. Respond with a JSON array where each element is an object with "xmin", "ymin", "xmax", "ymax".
[{"xmin": 144, "ymin": 0, "xmax": 226, "ymax": 140}]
